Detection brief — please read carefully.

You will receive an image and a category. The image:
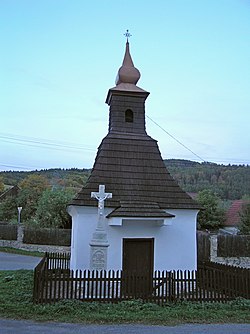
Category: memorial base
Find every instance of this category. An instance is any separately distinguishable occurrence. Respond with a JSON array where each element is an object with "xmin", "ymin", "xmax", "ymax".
[{"xmin": 90, "ymin": 244, "xmax": 109, "ymax": 271}]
